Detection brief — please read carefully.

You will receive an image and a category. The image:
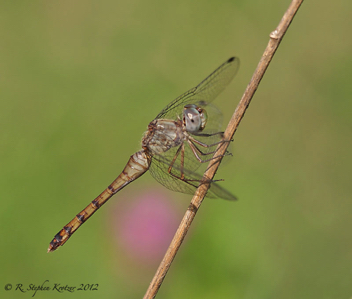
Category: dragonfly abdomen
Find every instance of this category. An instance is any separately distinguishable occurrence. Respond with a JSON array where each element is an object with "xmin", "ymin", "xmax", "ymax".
[{"xmin": 47, "ymin": 150, "xmax": 149, "ymax": 252}]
